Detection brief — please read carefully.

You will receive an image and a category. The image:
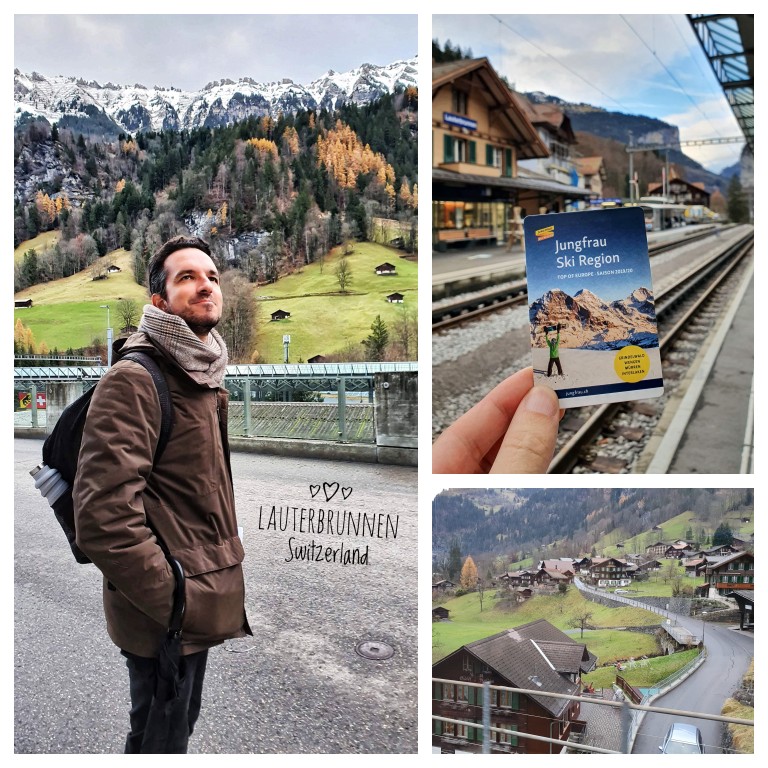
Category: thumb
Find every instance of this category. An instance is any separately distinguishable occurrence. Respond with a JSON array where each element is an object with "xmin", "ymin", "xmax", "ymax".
[{"xmin": 489, "ymin": 385, "xmax": 560, "ymax": 474}]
